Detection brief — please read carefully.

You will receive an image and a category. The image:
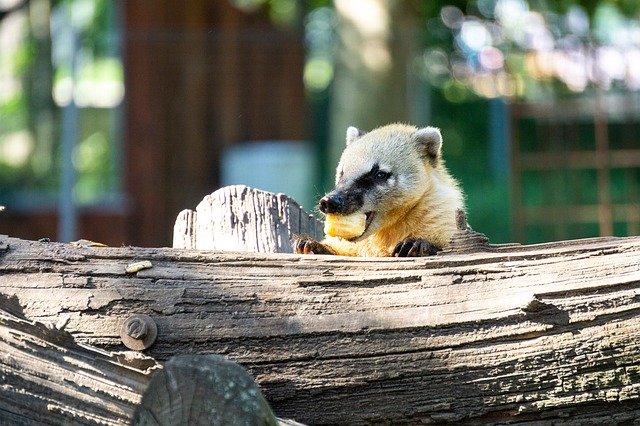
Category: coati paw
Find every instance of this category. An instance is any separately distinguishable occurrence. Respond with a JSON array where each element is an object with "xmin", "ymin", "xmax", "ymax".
[
  {"xmin": 392, "ymin": 238, "xmax": 439, "ymax": 257},
  {"xmin": 292, "ymin": 237, "xmax": 336, "ymax": 255}
]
